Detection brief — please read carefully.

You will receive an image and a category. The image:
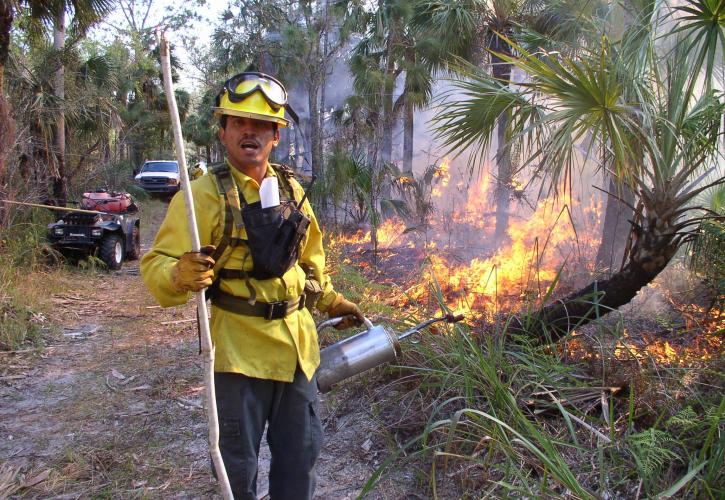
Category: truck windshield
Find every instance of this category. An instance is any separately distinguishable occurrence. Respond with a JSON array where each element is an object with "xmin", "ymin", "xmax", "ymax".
[{"xmin": 141, "ymin": 161, "xmax": 178, "ymax": 173}]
